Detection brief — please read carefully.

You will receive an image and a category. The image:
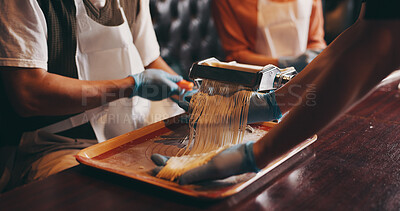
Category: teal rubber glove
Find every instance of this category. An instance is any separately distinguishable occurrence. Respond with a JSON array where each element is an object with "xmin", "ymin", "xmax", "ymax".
[
  {"xmin": 278, "ymin": 49, "xmax": 322, "ymax": 72},
  {"xmin": 151, "ymin": 141, "xmax": 260, "ymax": 185},
  {"xmin": 177, "ymin": 90, "xmax": 282, "ymax": 123},
  {"xmin": 130, "ymin": 69, "xmax": 183, "ymax": 101},
  {"xmin": 247, "ymin": 91, "xmax": 282, "ymax": 123}
]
